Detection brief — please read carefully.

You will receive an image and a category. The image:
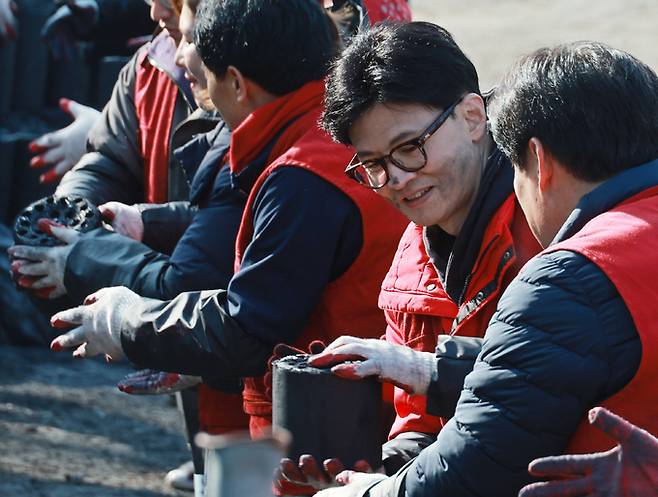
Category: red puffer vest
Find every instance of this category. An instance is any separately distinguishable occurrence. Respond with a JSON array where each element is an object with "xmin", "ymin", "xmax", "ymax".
[
  {"xmin": 134, "ymin": 33, "xmax": 180, "ymax": 204},
  {"xmin": 380, "ymin": 195, "xmax": 540, "ymax": 439},
  {"xmin": 543, "ymin": 186, "xmax": 658, "ymax": 453},
  {"xmin": 228, "ymin": 80, "xmax": 407, "ymax": 437}
]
